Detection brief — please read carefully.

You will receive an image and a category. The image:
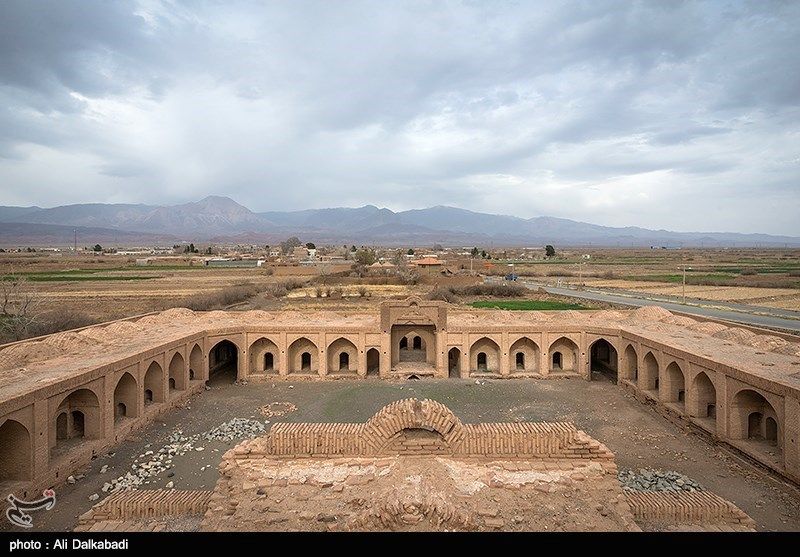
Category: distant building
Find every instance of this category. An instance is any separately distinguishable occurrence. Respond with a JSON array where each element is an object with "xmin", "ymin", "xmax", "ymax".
[{"xmin": 291, "ymin": 246, "xmax": 310, "ymax": 261}]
